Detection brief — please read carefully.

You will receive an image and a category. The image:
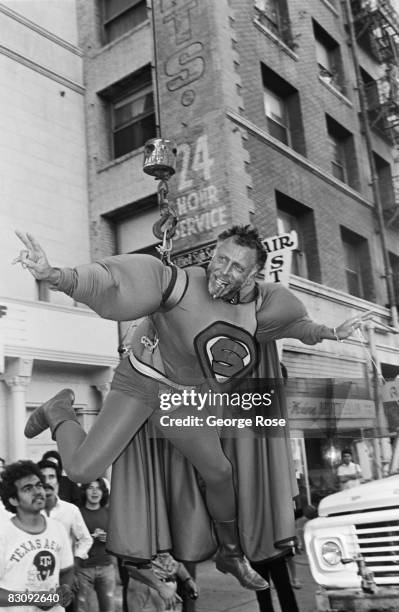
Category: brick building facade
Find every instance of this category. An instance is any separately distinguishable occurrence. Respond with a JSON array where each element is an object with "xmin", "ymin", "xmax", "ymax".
[
  {"xmin": 74, "ymin": 0, "xmax": 399, "ymax": 502},
  {"xmin": 2, "ymin": 0, "xmax": 399, "ymax": 501}
]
